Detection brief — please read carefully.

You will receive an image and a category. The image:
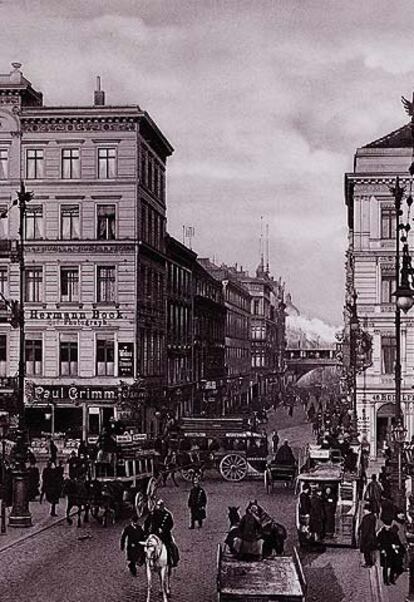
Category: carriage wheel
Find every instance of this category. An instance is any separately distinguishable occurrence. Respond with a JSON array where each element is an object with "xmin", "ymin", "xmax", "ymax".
[
  {"xmin": 135, "ymin": 491, "xmax": 146, "ymax": 518},
  {"xmin": 146, "ymin": 476, "xmax": 158, "ymax": 512},
  {"xmin": 180, "ymin": 468, "xmax": 196, "ymax": 482},
  {"xmin": 219, "ymin": 454, "xmax": 248, "ymax": 482}
]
